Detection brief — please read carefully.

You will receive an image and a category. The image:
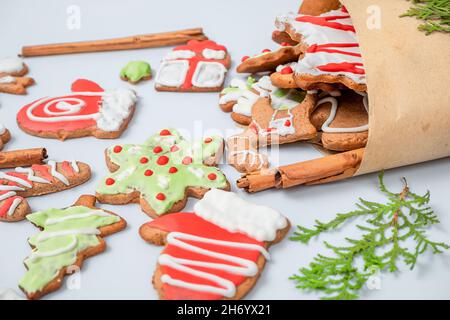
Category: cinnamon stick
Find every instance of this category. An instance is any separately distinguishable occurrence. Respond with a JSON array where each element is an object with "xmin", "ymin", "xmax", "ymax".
[
  {"xmin": 237, "ymin": 148, "xmax": 365, "ymax": 193},
  {"xmin": 21, "ymin": 28, "xmax": 207, "ymax": 57},
  {"xmin": 0, "ymin": 148, "xmax": 47, "ymax": 168}
]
